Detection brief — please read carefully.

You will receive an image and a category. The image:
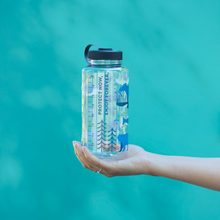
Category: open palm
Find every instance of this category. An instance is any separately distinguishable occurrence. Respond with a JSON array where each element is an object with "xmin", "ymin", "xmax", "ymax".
[{"xmin": 73, "ymin": 141, "xmax": 151, "ymax": 177}]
